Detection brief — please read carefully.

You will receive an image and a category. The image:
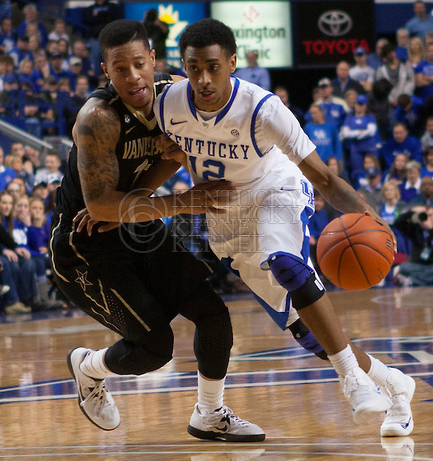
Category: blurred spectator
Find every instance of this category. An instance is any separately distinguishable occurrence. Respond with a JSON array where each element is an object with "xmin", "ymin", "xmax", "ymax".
[
  {"xmin": 8, "ymin": 35, "xmax": 32, "ymax": 68},
  {"xmin": 0, "ymin": 73, "xmax": 19, "ymax": 116},
  {"xmin": 0, "ymin": 190, "xmax": 38, "ymax": 309},
  {"xmin": 341, "ymin": 94, "xmax": 379, "ymax": 178},
  {"xmin": 65, "ymin": 74, "xmax": 90, "ymax": 135},
  {"xmin": 380, "ymin": 122, "xmax": 423, "ymax": 169},
  {"xmin": 143, "ymin": 8, "xmax": 168, "ymax": 66},
  {"xmin": 306, "ymin": 77, "xmax": 348, "ymax": 129},
  {"xmin": 0, "ymin": 146, "xmax": 17, "ymax": 190},
  {"xmin": 5, "ymin": 178, "xmax": 23, "ymax": 200},
  {"xmin": 343, "ymin": 88, "xmax": 358, "ymax": 115},
  {"xmin": 404, "ymin": 0, "xmax": 433, "ymax": 40},
  {"xmin": 17, "ymin": 58, "xmax": 36, "ymax": 91},
  {"xmin": 421, "ymin": 146, "xmax": 433, "ymax": 177},
  {"xmin": 34, "ymin": 152, "xmax": 63, "ymax": 185},
  {"xmin": 7, "ymin": 154, "xmax": 34, "ymax": 194},
  {"xmin": 410, "ymin": 175, "xmax": 433, "ymax": 205},
  {"xmin": 235, "ymin": 50, "xmax": 271, "ymax": 91},
  {"xmin": 349, "ymin": 47, "xmax": 375, "ymax": 93},
  {"xmin": 383, "ymin": 152, "xmax": 409, "ymax": 185},
  {"xmin": 332, "ymin": 60, "xmax": 364, "ymax": 98},
  {"xmin": 379, "ymin": 181, "xmax": 404, "ymax": 225},
  {"xmin": 399, "ymin": 160, "xmax": 422, "ymax": 202},
  {"xmin": 83, "ymin": 0, "xmax": 122, "ymax": 77},
  {"xmin": 14, "ymin": 194, "xmax": 61, "ymax": 309},
  {"xmin": 407, "ymin": 36, "xmax": 425, "ymax": 70},
  {"xmin": 32, "ymin": 50, "xmax": 51, "ymax": 91},
  {"xmin": 354, "ymin": 153, "xmax": 383, "ymax": 190},
  {"xmin": 45, "ymin": 39, "xmax": 59, "ymax": 59},
  {"xmin": 66, "ymin": 56, "xmax": 83, "ymax": 90},
  {"xmin": 0, "ymin": 17, "xmax": 15, "ymax": 54},
  {"xmin": 27, "ymin": 32, "xmax": 42, "ymax": 61},
  {"xmin": 58, "ymin": 38, "xmax": 70, "ymax": 70},
  {"xmin": 394, "ymin": 205, "xmax": 433, "ymax": 286},
  {"xmin": 366, "ymin": 37, "xmax": 389, "ymax": 70},
  {"xmin": 9, "ymin": 142, "xmax": 25, "ymax": 159},
  {"xmin": 414, "ymin": 42, "xmax": 433, "ymax": 103},
  {"xmin": 48, "ymin": 51, "xmax": 67, "ymax": 80},
  {"xmin": 394, "ymin": 93, "xmax": 424, "ymax": 137},
  {"xmin": 70, "ymin": 39, "xmax": 95, "ymax": 78},
  {"xmin": 326, "ymin": 156, "xmax": 349, "ymax": 182},
  {"xmin": 304, "ymin": 104, "xmax": 342, "ymax": 163},
  {"xmin": 358, "ymin": 166, "xmax": 383, "ymax": 212},
  {"xmin": 376, "ymin": 43, "xmax": 415, "ymax": 107},
  {"xmin": 31, "ymin": 181, "xmax": 48, "ymax": 203},
  {"xmin": 396, "ymin": 28, "xmax": 410, "ymax": 62},
  {"xmin": 421, "ymin": 115, "xmax": 433, "ymax": 149},
  {"xmin": 17, "ymin": 4, "xmax": 48, "ymax": 48},
  {"xmin": 24, "ymin": 145, "xmax": 40, "ymax": 172},
  {"xmin": 379, "ymin": 181, "xmax": 410, "ymax": 264},
  {"xmin": 0, "ymin": 0, "xmax": 11, "ymax": 23},
  {"xmin": 48, "ymin": 18, "xmax": 70, "ymax": 43},
  {"xmin": 274, "ymin": 85, "xmax": 305, "ymax": 126}
]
